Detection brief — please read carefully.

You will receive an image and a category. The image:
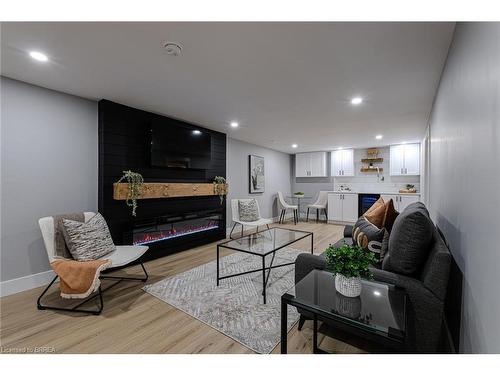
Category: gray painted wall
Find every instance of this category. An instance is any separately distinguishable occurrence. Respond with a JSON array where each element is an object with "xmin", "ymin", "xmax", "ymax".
[
  {"xmin": 226, "ymin": 138, "xmax": 292, "ymax": 228},
  {"xmin": 1, "ymin": 77, "xmax": 98, "ymax": 282},
  {"xmin": 428, "ymin": 23, "xmax": 500, "ymax": 353}
]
